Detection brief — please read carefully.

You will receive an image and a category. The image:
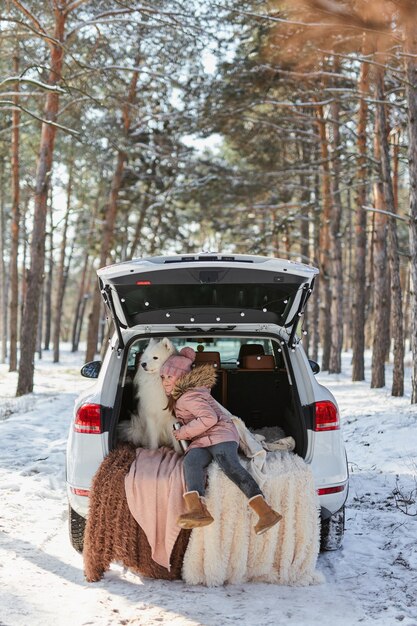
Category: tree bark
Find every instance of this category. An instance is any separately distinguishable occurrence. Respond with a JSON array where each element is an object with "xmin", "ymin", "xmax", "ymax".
[
  {"xmin": 375, "ymin": 68, "xmax": 404, "ymax": 396},
  {"xmin": 352, "ymin": 54, "xmax": 370, "ymax": 381},
  {"xmin": 343, "ymin": 186, "xmax": 352, "ymax": 352},
  {"xmin": 404, "ymin": 26, "xmax": 417, "ymax": 402},
  {"xmin": 310, "ymin": 167, "xmax": 321, "ymax": 363},
  {"xmin": 9, "ymin": 45, "xmax": 21, "ymax": 372},
  {"xmin": 371, "ymin": 93, "xmax": 389, "ymax": 389},
  {"xmin": 0, "ymin": 156, "xmax": 7, "ymax": 364},
  {"xmin": 328, "ymin": 96, "xmax": 343, "ymax": 374},
  {"xmin": 43, "ymin": 198, "xmax": 54, "ymax": 351},
  {"xmin": 315, "ymin": 104, "xmax": 332, "ymax": 371},
  {"xmin": 16, "ymin": 8, "xmax": 66, "ymax": 395},
  {"xmin": 85, "ymin": 66, "xmax": 140, "ymax": 363},
  {"xmin": 53, "ymin": 148, "xmax": 74, "ymax": 362},
  {"xmin": 300, "ymin": 139, "xmax": 311, "ymax": 354}
]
